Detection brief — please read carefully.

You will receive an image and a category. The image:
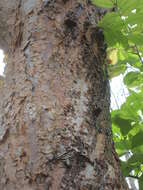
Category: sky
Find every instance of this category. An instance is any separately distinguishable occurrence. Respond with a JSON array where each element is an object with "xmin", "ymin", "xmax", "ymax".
[{"xmin": 110, "ymin": 74, "xmax": 129, "ymax": 110}]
